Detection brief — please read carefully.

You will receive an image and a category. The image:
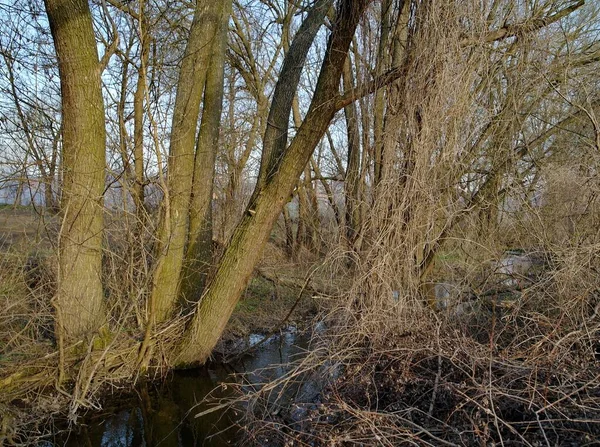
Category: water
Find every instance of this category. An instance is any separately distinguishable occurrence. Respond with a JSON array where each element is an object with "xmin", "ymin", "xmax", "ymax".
[{"xmin": 48, "ymin": 328, "xmax": 311, "ymax": 447}]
